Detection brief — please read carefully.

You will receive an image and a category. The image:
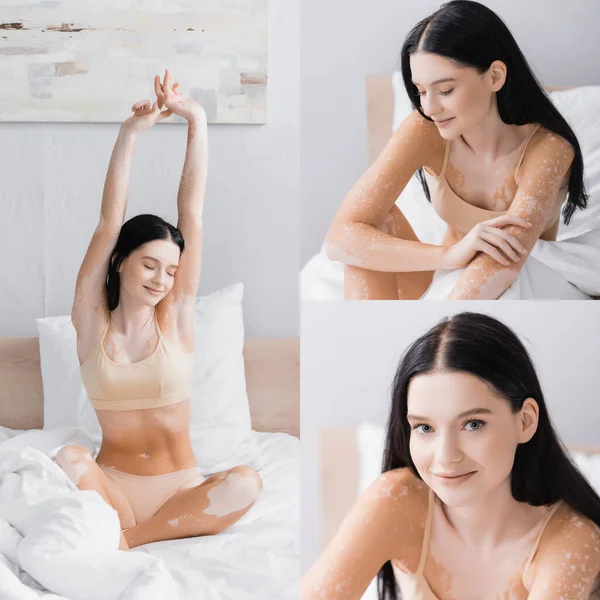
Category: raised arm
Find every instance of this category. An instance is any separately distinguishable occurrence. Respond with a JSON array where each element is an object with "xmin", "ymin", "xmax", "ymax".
[
  {"xmin": 301, "ymin": 470, "xmax": 425, "ymax": 600},
  {"xmin": 448, "ymin": 130, "xmax": 574, "ymax": 300},
  {"xmin": 153, "ymin": 71, "xmax": 207, "ymax": 328},
  {"xmin": 71, "ymin": 100, "xmax": 172, "ymax": 333},
  {"xmin": 324, "ymin": 109, "xmax": 449, "ymax": 273}
]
